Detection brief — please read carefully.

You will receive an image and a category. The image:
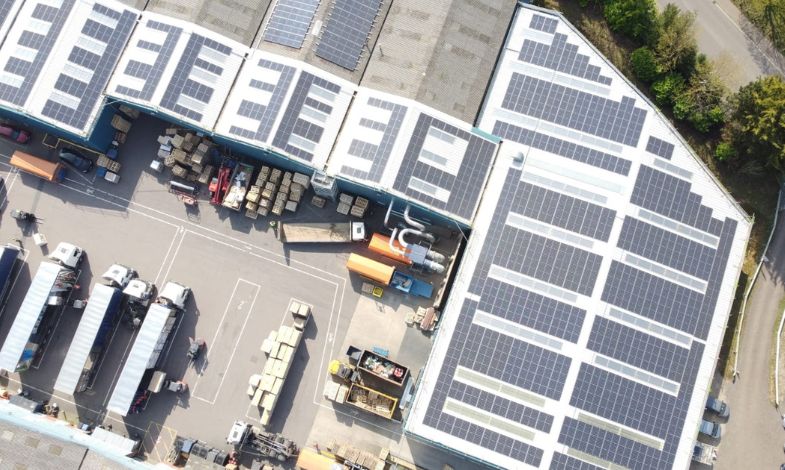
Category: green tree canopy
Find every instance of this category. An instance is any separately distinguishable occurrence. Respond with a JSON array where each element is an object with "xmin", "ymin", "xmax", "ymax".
[
  {"xmin": 630, "ymin": 47, "xmax": 659, "ymax": 82},
  {"xmin": 674, "ymin": 57, "xmax": 727, "ymax": 132},
  {"xmin": 726, "ymin": 75, "xmax": 785, "ymax": 170},
  {"xmin": 654, "ymin": 4, "xmax": 697, "ymax": 74},
  {"xmin": 603, "ymin": 0, "xmax": 659, "ymax": 44}
]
